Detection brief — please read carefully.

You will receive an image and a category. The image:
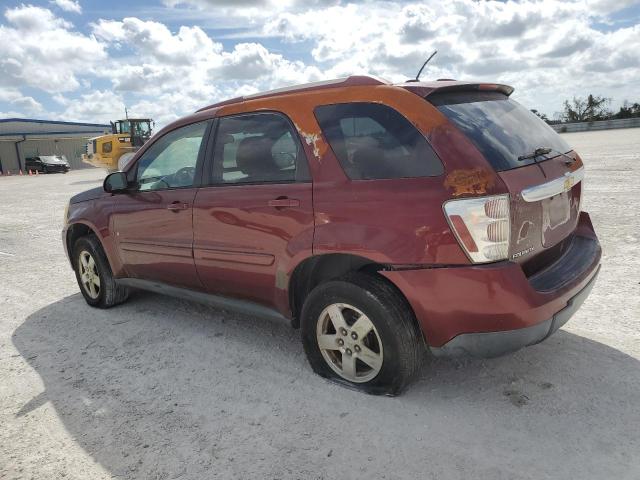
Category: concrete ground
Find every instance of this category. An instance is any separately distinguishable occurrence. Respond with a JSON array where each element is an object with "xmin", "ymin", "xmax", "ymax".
[{"xmin": 1, "ymin": 128, "xmax": 639, "ymax": 479}]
